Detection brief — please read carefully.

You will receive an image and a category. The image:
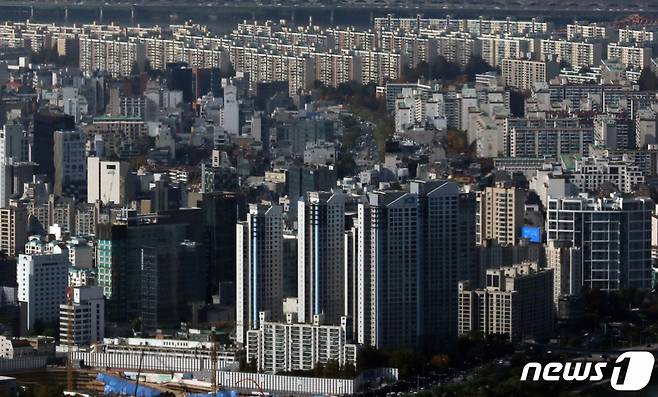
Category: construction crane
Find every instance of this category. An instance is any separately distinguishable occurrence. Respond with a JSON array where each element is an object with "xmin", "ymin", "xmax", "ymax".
[
  {"xmin": 66, "ymin": 287, "xmax": 74, "ymax": 392},
  {"xmin": 210, "ymin": 328, "xmax": 217, "ymax": 394}
]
